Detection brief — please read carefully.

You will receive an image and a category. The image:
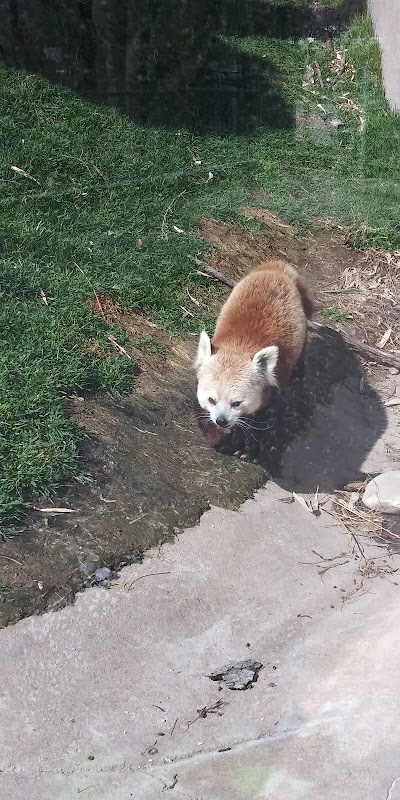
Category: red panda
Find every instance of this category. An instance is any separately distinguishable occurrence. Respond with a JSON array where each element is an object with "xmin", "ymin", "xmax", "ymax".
[{"xmin": 194, "ymin": 260, "xmax": 313, "ymax": 442}]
